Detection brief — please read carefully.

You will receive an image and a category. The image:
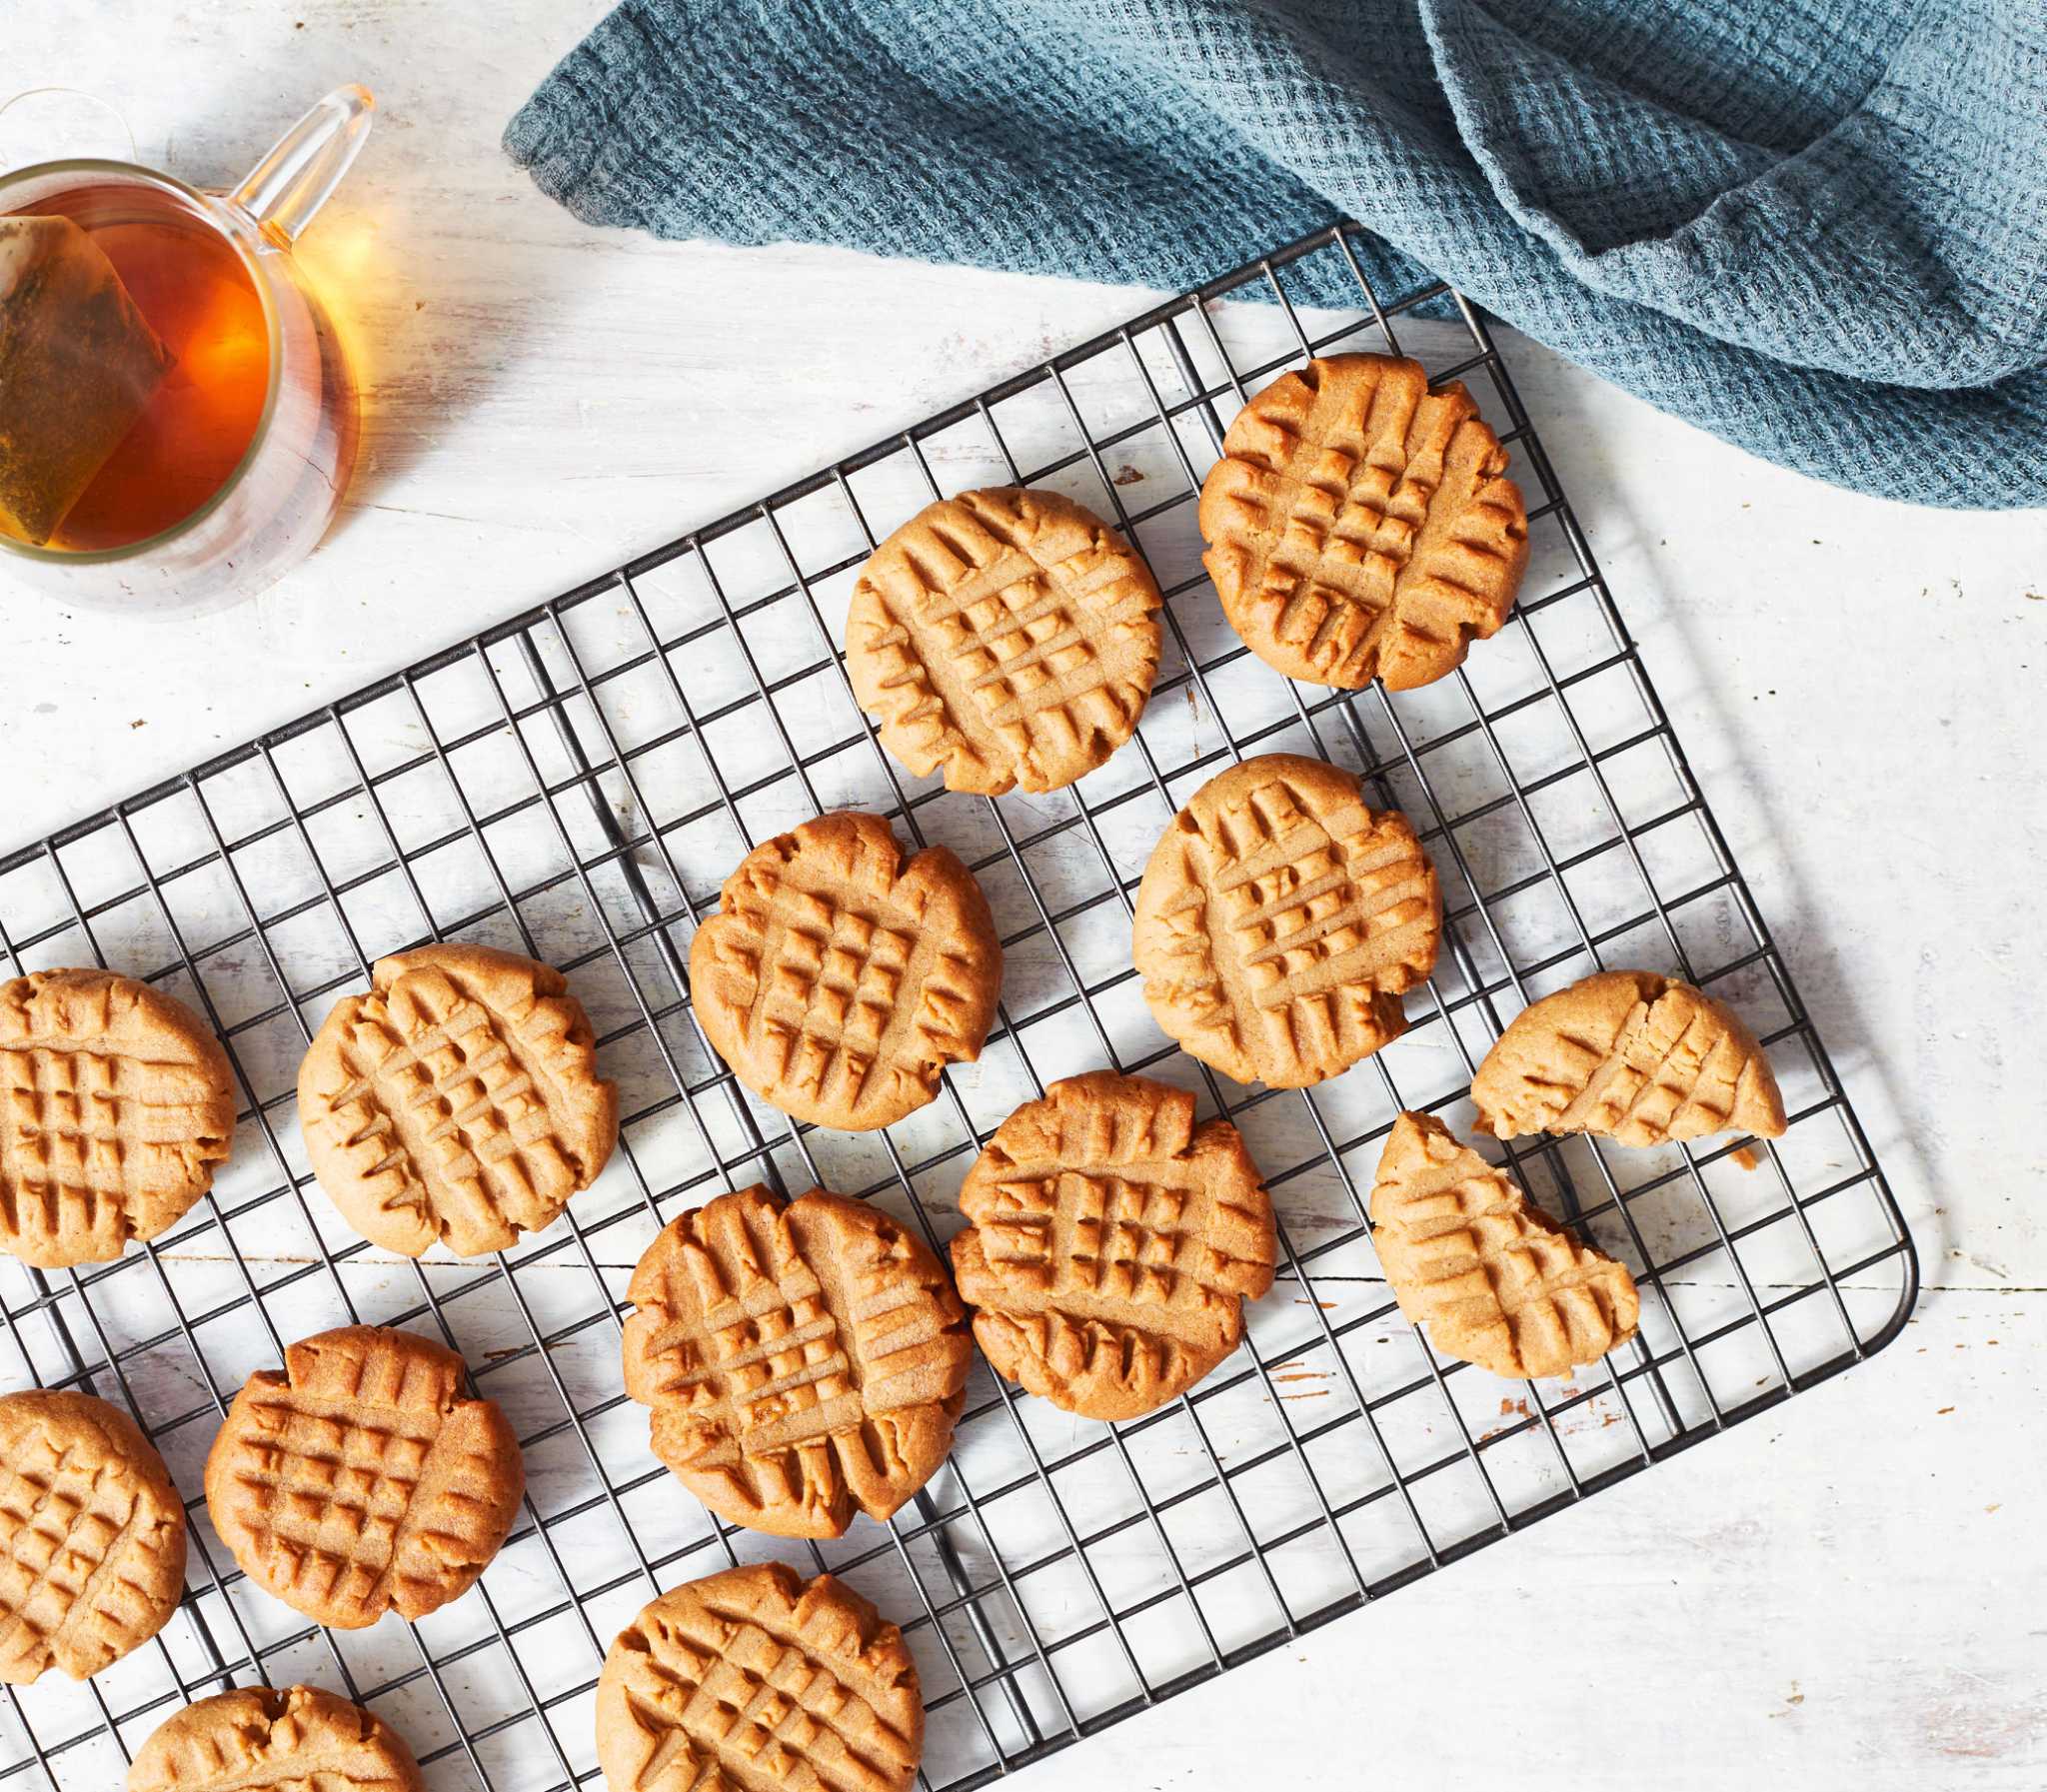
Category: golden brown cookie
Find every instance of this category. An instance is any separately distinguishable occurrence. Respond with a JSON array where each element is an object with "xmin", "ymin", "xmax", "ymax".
[
  {"xmin": 689, "ymin": 812, "xmax": 1002, "ymax": 1130},
  {"xmin": 1198, "ymin": 353, "xmax": 1527, "ymax": 691},
  {"xmin": 1370, "ymin": 1110, "xmax": 1639, "ymax": 1379},
  {"xmin": 1470, "ymin": 969, "xmax": 1787, "ymax": 1146},
  {"xmin": 127, "ymin": 1684, "xmax": 425, "ymax": 1792},
  {"xmin": 1132, "ymin": 754, "xmax": 1439, "ymax": 1088},
  {"xmin": 0, "ymin": 1389, "xmax": 187, "ymax": 1684},
  {"xmin": 624, "ymin": 1184, "xmax": 971, "ymax": 1539},
  {"xmin": 597, "ymin": 1561, "xmax": 922, "ymax": 1792},
  {"xmin": 950, "ymin": 1071, "xmax": 1276, "ymax": 1420},
  {"xmin": 205, "ymin": 1324, "xmax": 523, "ymax": 1629},
  {"xmin": 298, "ymin": 942, "xmax": 618, "ymax": 1257},
  {"xmin": 0, "ymin": 968, "xmax": 235, "ymax": 1268},
  {"xmin": 847, "ymin": 486, "xmax": 1163, "ymax": 795}
]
